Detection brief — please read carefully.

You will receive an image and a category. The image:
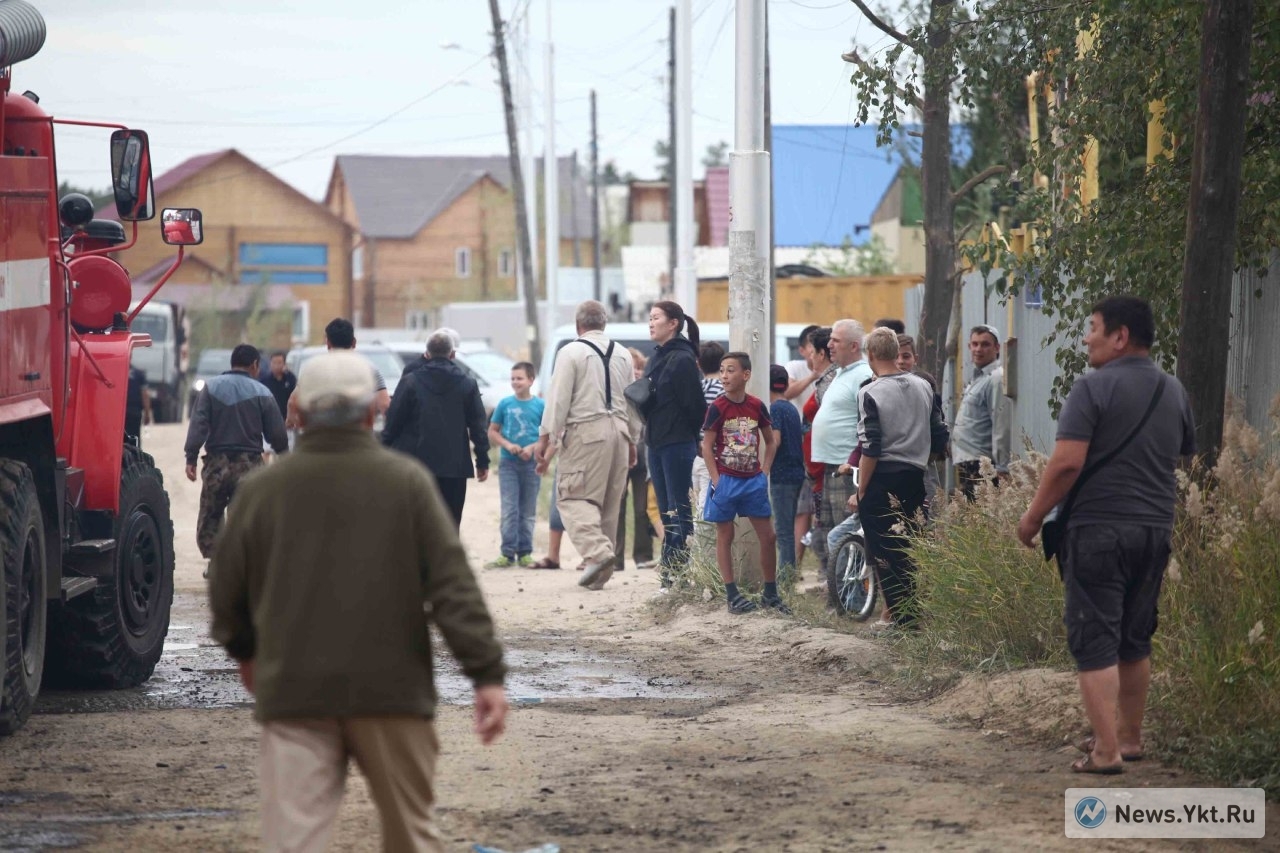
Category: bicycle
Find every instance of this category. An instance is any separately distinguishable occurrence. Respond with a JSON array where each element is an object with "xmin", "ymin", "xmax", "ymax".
[
  {"xmin": 829, "ymin": 515, "xmax": 877, "ymax": 620},
  {"xmin": 825, "ymin": 466, "xmax": 877, "ymax": 620}
]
